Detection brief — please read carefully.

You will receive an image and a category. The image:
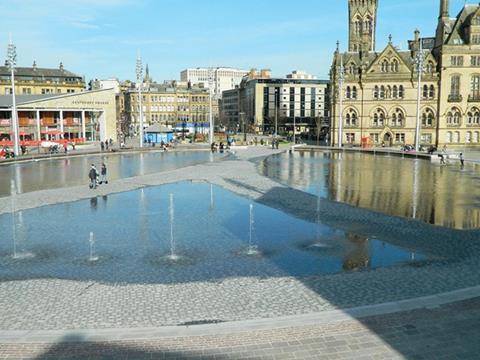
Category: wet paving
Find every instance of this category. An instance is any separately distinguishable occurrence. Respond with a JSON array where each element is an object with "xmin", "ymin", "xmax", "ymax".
[
  {"xmin": 0, "ymin": 151, "xmax": 224, "ymax": 197},
  {"xmin": 260, "ymin": 151, "xmax": 480, "ymax": 230}
]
